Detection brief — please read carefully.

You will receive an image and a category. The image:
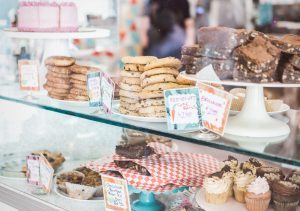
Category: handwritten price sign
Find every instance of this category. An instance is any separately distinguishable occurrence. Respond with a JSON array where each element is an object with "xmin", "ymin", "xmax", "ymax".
[
  {"xmin": 164, "ymin": 87, "xmax": 202, "ymax": 130},
  {"xmin": 101, "ymin": 174, "xmax": 130, "ymax": 211}
]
